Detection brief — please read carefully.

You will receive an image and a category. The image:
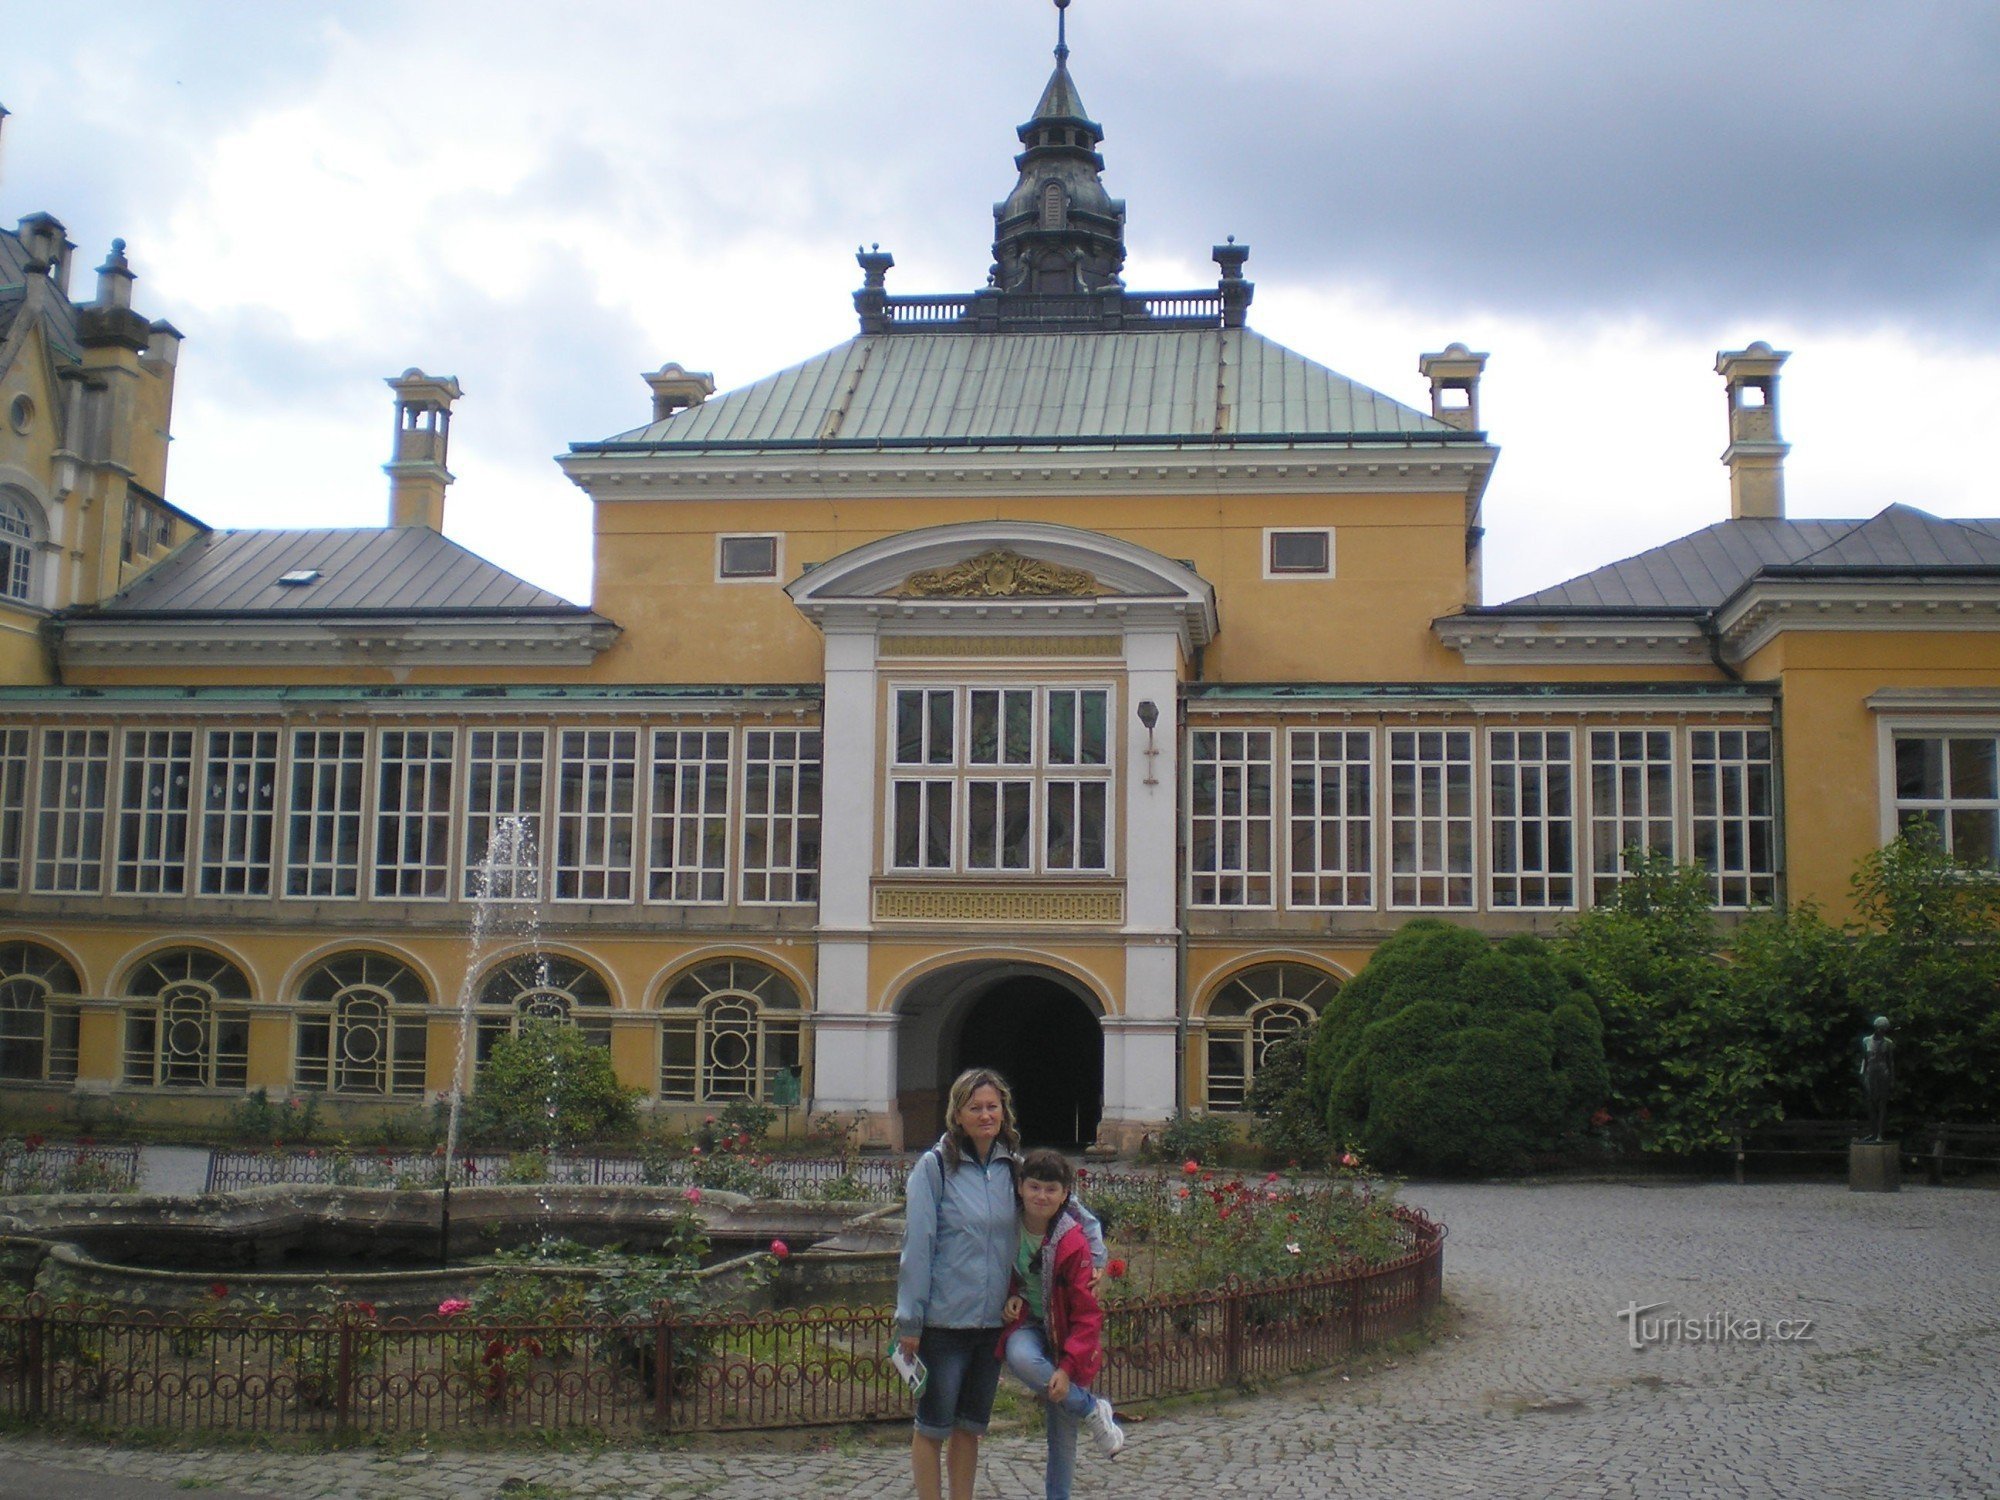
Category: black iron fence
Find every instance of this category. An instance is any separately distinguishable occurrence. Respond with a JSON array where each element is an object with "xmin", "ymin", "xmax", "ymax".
[
  {"xmin": 0, "ymin": 1141, "xmax": 141, "ymax": 1195},
  {"xmin": 0, "ymin": 1211, "xmax": 1443, "ymax": 1436}
]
